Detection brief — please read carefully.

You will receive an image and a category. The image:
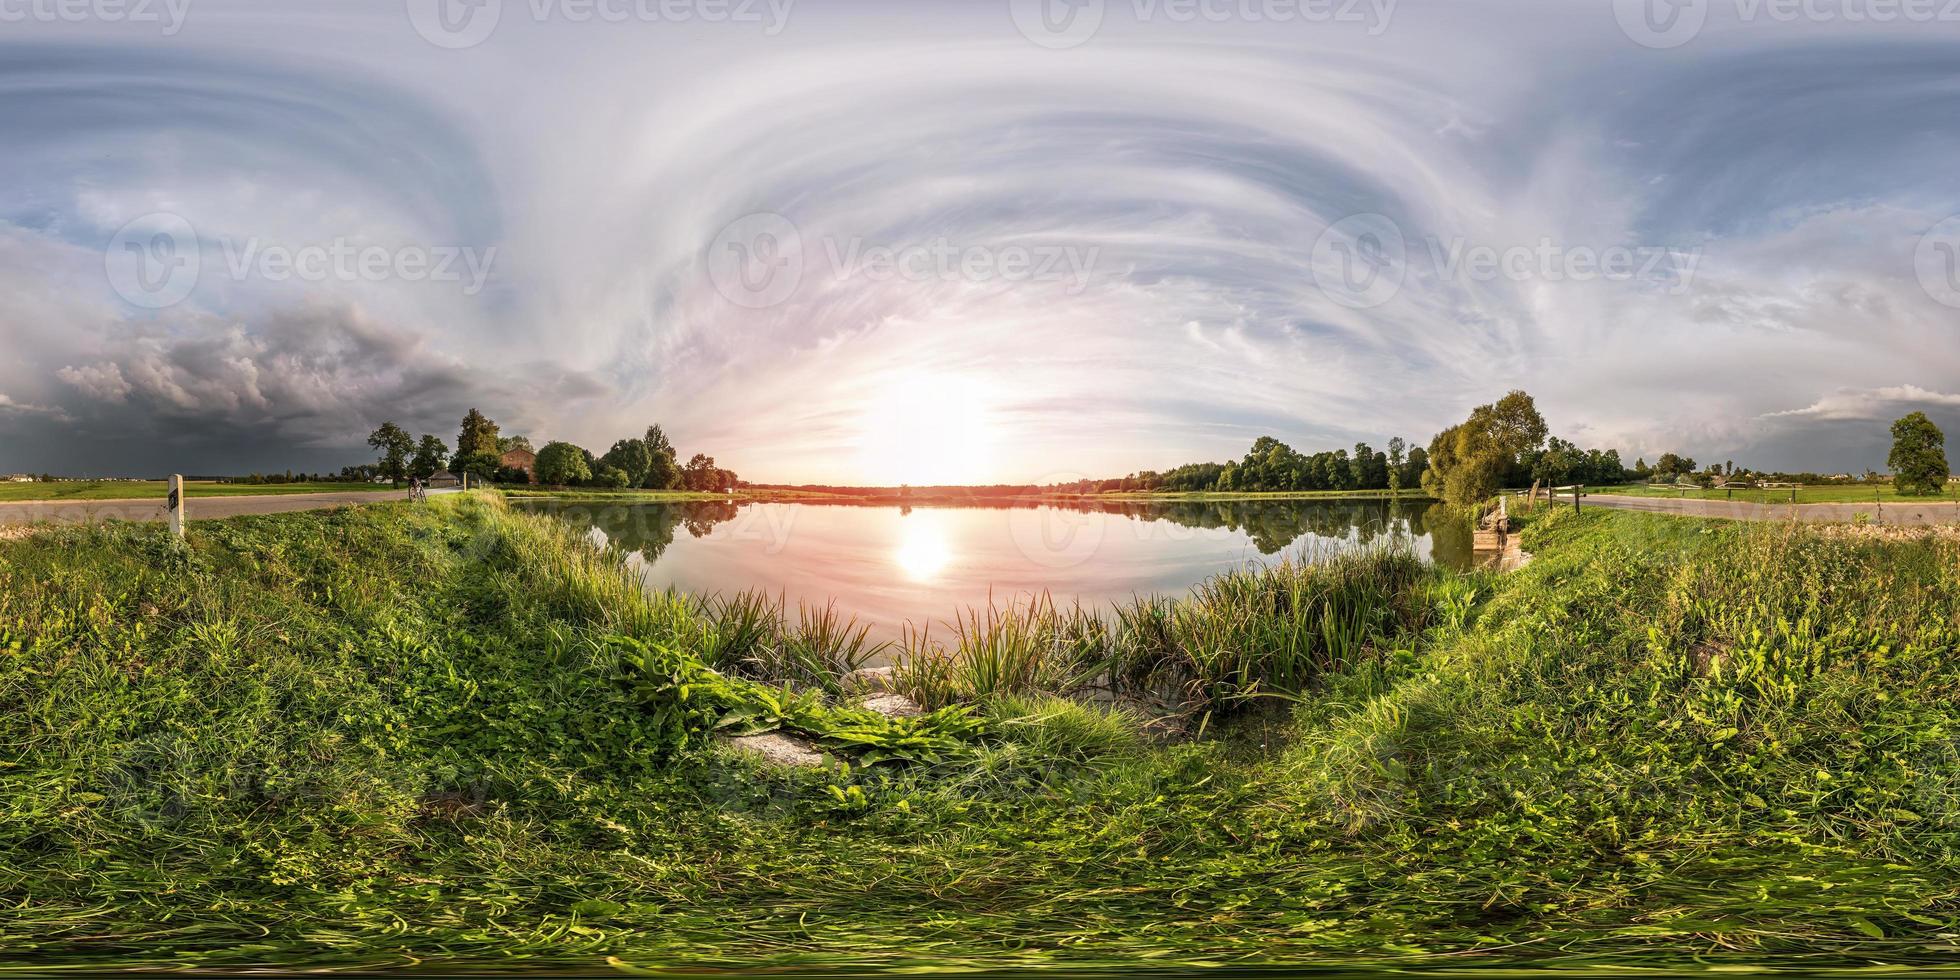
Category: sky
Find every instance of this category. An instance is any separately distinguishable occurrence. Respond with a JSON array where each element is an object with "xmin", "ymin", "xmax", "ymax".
[{"xmin": 2, "ymin": 0, "xmax": 1958, "ymax": 483}]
